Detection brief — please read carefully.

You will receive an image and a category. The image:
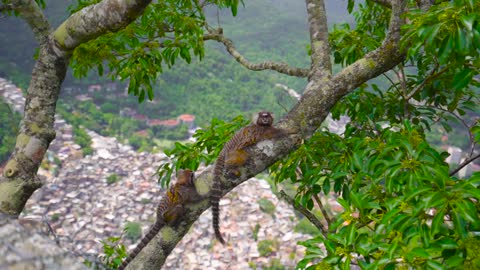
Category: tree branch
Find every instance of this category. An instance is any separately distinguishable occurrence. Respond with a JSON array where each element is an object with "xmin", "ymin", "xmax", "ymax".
[
  {"xmin": 418, "ymin": 105, "xmax": 476, "ymax": 160},
  {"xmin": 450, "ymin": 153, "xmax": 480, "ymax": 177},
  {"xmin": 305, "ymin": 0, "xmax": 331, "ymax": 79},
  {"xmin": 275, "ymin": 83, "xmax": 301, "ymax": 101},
  {"xmin": 0, "ymin": 0, "xmax": 154, "ymax": 216},
  {"xmin": 53, "ymin": 0, "xmax": 152, "ymax": 50},
  {"xmin": 204, "ymin": 29, "xmax": 310, "ymax": 78},
  {"xmin": 284, "ymin": 0, "xmax": 406, "ymax": 137},
  {"xmin": 313, "ymin": 193, "xmax": 332, "ymax": 229},
  {"xmin": 278, "ymin": 190, "xmax": 327, "ymax": 237},
  {"xmin": 9, "ymin": 0, "xmax": 51, "ymax": 45}
]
